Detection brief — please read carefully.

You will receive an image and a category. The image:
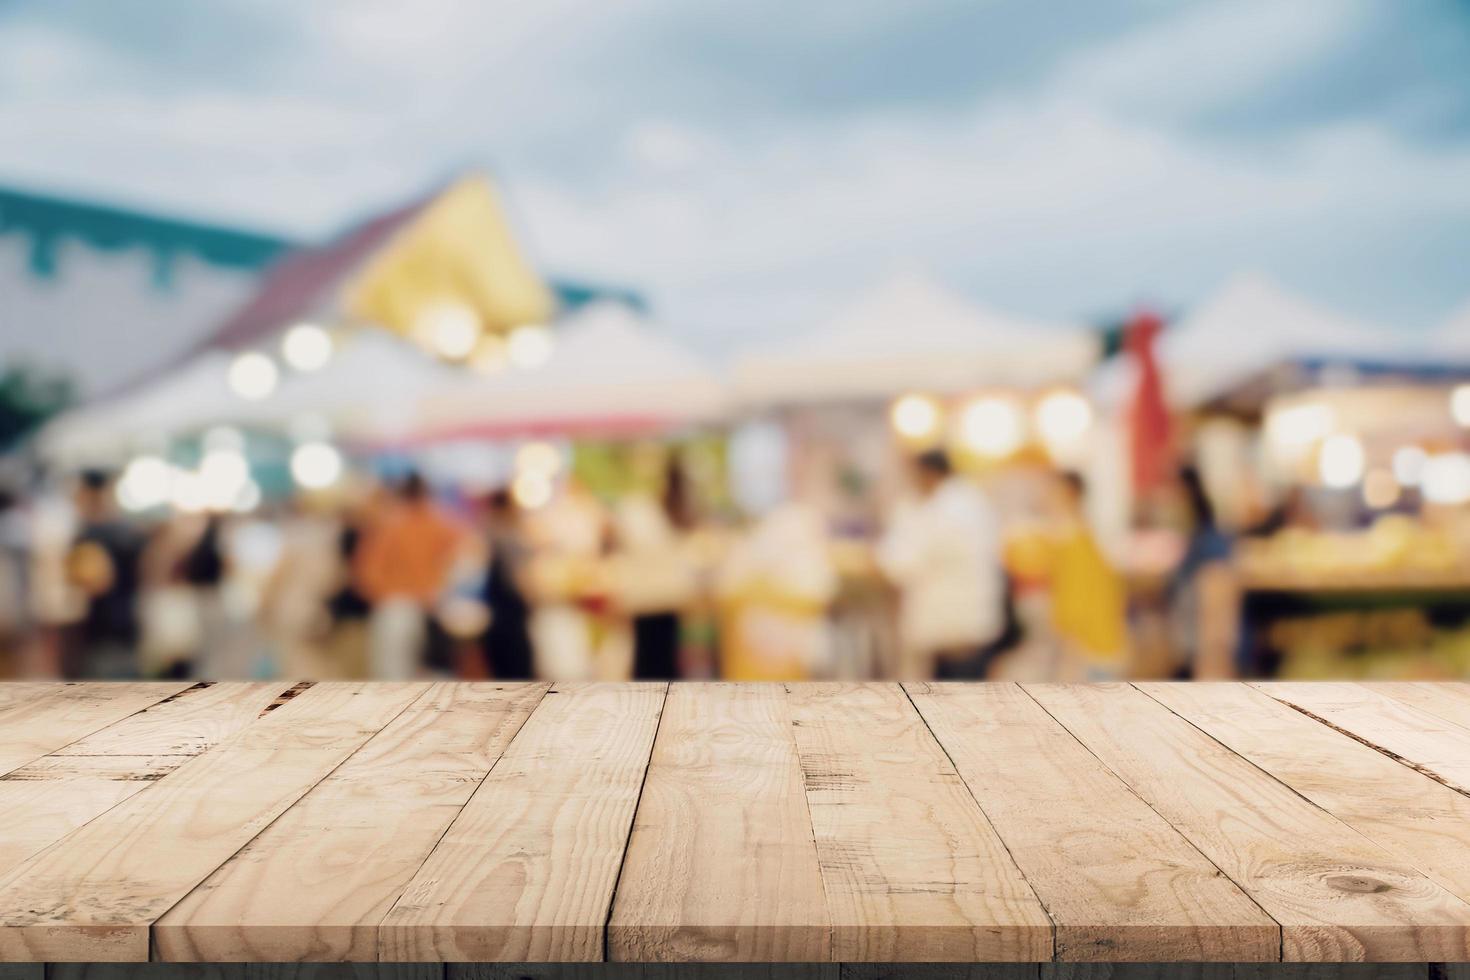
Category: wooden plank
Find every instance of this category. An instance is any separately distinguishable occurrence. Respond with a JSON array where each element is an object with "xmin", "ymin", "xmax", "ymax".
[
  {"xmin": 905, "ymin": 682, "xmax": 1278, "ymax": 962},
  {"xmin": 52, "ymin": 681, "xmax": 292, "ymax": 757},
  {"xmin": 0, "ymin": 682, "xmax": 64, "ymax": 713},
  {"xmin": 380, "ymin": 683, "xmax": 666, "ymax": 962},
  {"xmin": 0, "ymin": 680, "xmax": 289, "ymax": 878},
  {"xmin": 1138, "ymin": 683, "xmax": 1470, "ymax": 915},
  {"xmin": 1364, "ymin": 683, "xmax": 1470, "ymax": 734},
  {"xmin": 1253, "ymin": 682, "xmax": 1470, "ymax": 794},
  {"xmin": 155, "ymin": 682, "xmax": 549, "ymax": 961},
  {"xmin": 607, "ymin": 683, "xmax": 831, "ymax": 963},
  {"xmin": 783, "ymin": 682, "xmax": 1052, "ymax": 961},
  {"xmin": 0, "ymin": 682, "xmax": 194, "ymax": 775},
  {"xmin": 1027, "ymin": 683, "xmax": 1470, "ymax": 962},
  {"xmin": 0, "ymin": 682, "xmax": 428, "ymax": 962}
]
